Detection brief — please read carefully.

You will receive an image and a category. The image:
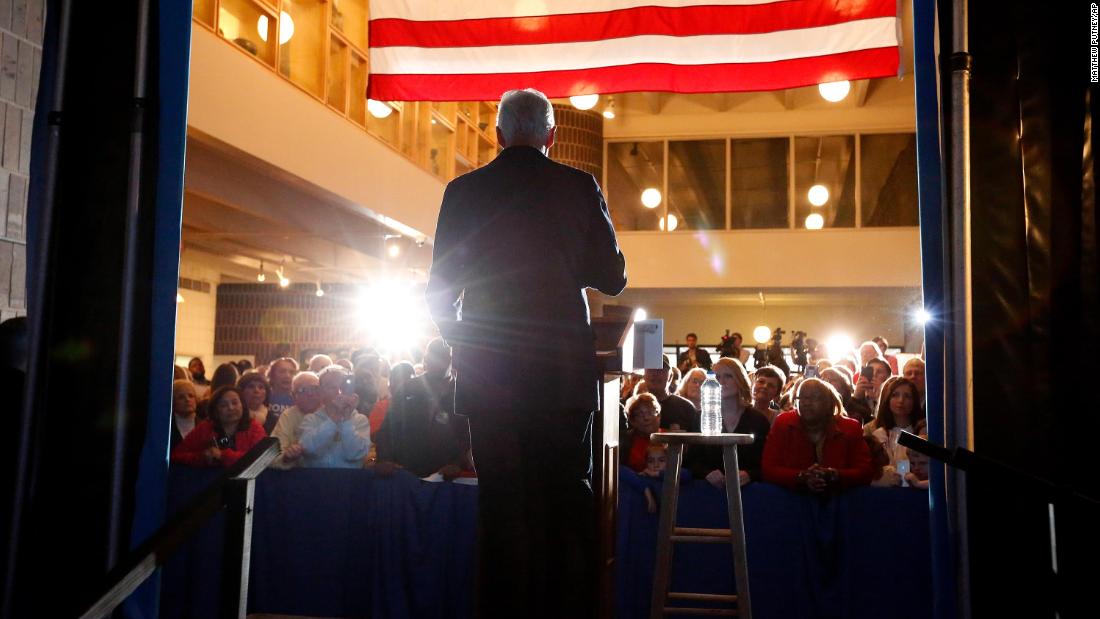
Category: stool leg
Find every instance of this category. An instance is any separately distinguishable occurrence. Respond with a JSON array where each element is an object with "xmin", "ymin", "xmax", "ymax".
[
  {"xmin": 721, "ymin": 446, "xmax": 752, "ymax": 619},
  {"xmin": 650, "ymin": 442, "xmax": 685, "ymax": 619}
]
